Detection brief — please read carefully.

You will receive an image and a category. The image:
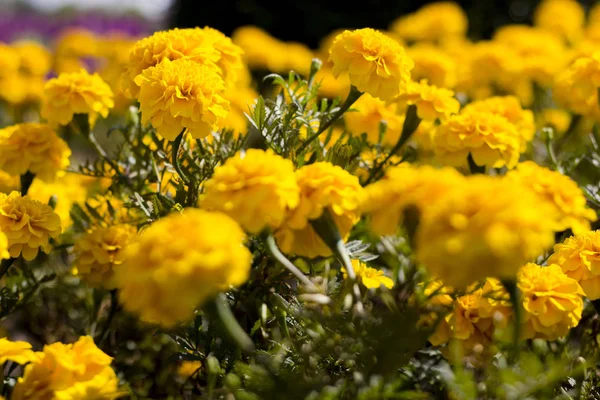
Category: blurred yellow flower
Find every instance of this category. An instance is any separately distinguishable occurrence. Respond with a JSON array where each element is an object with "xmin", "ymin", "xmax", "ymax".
[
  {"xmin": 363, "ymin": 164, "xmax": 465, "ymax": 236},
  {"xmin": 554, "ymin": 52, "xmax": 600, "ymax": 121},
  {"xmin": 534, "ymin": 0, "xmax": 585, "ymax": 43},
  {"xmin": 177, "ymin": 360, "xmax": 202, "ymax": 378},
  {"xmin": 41, "ymin": 69, "xmax": 114, "ymax": 128},
  {"xmin": 406, "ymin": 45, "xmax": 457, "ymax": 88},
  {"xmin": 0, "ymin": 338, "xmax": 39, "ymax": 365},
  {"xmin": 73, "ymin": 224, "xmax": 137, "ymax": 289},
  {"xmin": 0, "ymin": 123, "xmax": 71, "ymax": 182},
  {"xmin": 135, "ymin": 58, "xmax": 229, "ymax": 141},
  {"xmin": 275, "ymin": 162, "xmax": 364, "ymax": 258},
  {"xmin": 0, "ymin": 171, "xmax": 20, "ymax": 194},
  {"xmin": 537, "ymin": 109, "xmax": 572, "ymax": 137},
  {"xmin": 506, "ymin": 161, "xmax": 596, "ymax": 233},
  {"xmin": 341, "ymin": 259, "xmax": 393, "ymax": 289},
  {"xmin": 115, "ymin": 209, "xmax": 251, "ymax": 327},
  {"xmin": 0, "ymin": 191, "xmax": 62, "ymax": 261},
  {"xmin": 518, "ymin": 263, "xmax": 584, "ymax": 340},
  {"xmin": 202, "ymin": 149, "xmax": 300, "ymax": 233},
  {"xmin": 389, "ymin": 2, "xmax": 468, "ymax": 43},
  {"xmin": 416, "ymin": 176, "xmax": 555, "ymax": 288},
  {"xmin": 548, "ymin": 231, "xmax": 600, "ymax": 300},
  {"xmin": 433, "ymin": 110, "xmax": 521, "ymax": 169},
  {"xmin": 344, "ymin": 93, "xmax": 404, "ymax": 145},
  {"xmin": 13, "ymin": 40, "xmax": 52, "ymax": 77},
  {"xmin": 329, "ymin": 28, "xmax": 413, "ymax": 100},
  {"xmin": 53, "ymin": 28, "xmax": 99, "ymax": 74},
  {"xmin": 394, "ymin": 80, "xmax": 459, "ymax": 121},
  {"xmin": 315, "ymin": 66, "xmax": 351, "ymax": 99},
  {"xmin": 221, "ymin": 86, "xmax": 257, "ymax": 135}
]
